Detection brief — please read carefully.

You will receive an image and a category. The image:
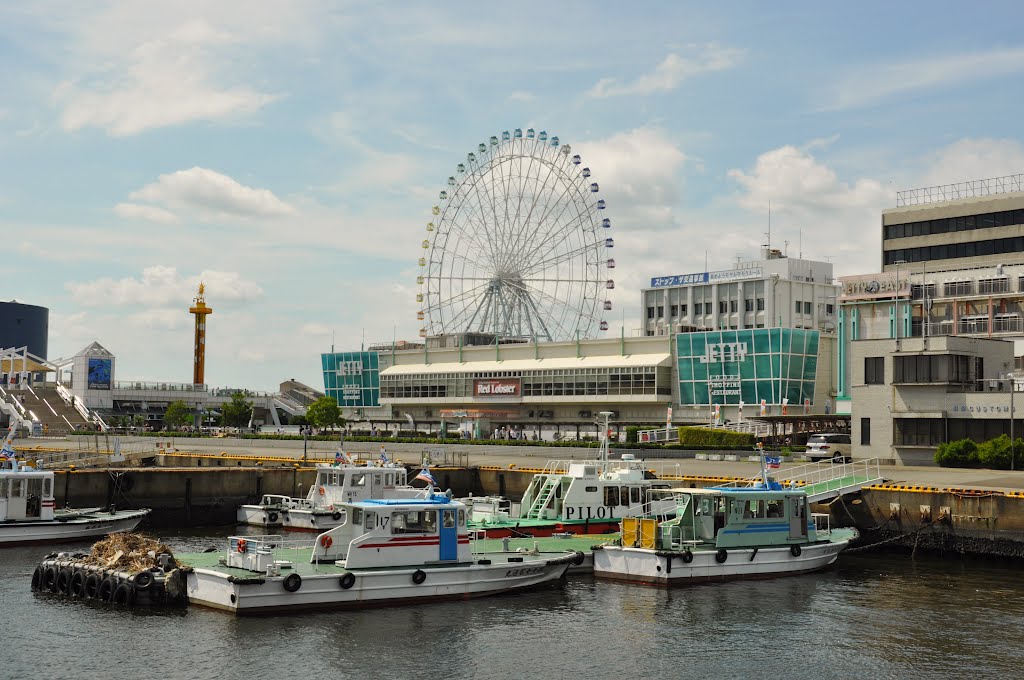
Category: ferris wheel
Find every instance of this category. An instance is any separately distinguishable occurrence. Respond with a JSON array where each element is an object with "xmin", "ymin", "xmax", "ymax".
[{"xmin": 416, "ymin": 128, "xmax": 615, "ymax": 342}]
